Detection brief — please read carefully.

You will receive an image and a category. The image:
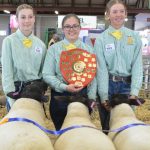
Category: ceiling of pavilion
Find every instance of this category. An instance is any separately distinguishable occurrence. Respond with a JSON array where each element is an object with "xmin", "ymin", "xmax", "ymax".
[{"xmin": 0, "ymin": 0, "xmax": 150, "ymax": 16}]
